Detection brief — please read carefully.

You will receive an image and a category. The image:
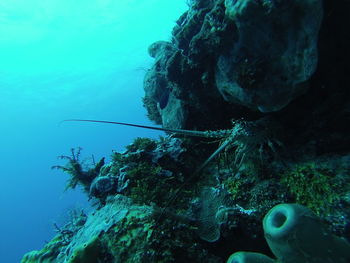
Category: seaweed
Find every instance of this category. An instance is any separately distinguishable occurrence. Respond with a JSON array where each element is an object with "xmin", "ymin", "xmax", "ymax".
[{"xmin": 52, "ymin": 147, "xmax": 105, "ymax": 193}]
